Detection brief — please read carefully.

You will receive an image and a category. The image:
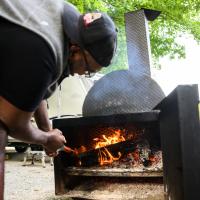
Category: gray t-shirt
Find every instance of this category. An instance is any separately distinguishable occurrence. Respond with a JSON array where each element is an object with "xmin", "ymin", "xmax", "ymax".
[{"xmin": 0, "ymin": 0, "xmax": 69, "ymax": 96}]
